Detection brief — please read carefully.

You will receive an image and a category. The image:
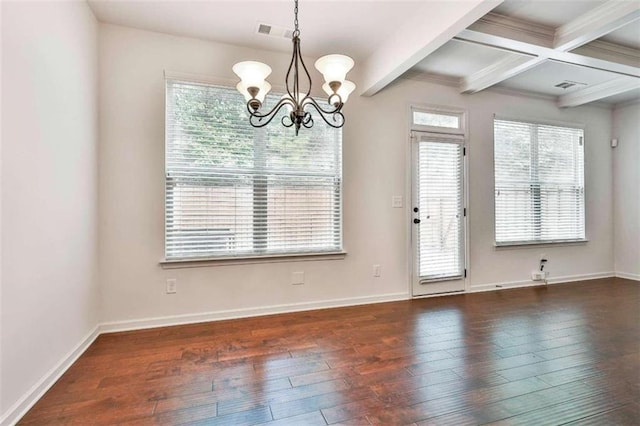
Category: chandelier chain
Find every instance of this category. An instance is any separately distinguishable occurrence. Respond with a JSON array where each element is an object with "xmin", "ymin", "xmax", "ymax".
[{"xmin": 293, "ymin": 0, "xmax": 299, "ymax": 36}]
